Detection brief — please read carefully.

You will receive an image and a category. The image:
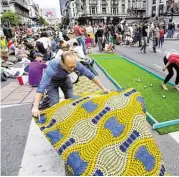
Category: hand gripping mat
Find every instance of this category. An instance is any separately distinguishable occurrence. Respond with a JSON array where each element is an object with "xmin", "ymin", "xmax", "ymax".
[{"xmin": 33, "ymin": 88, "xmax": 168, "ymax": 176}]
